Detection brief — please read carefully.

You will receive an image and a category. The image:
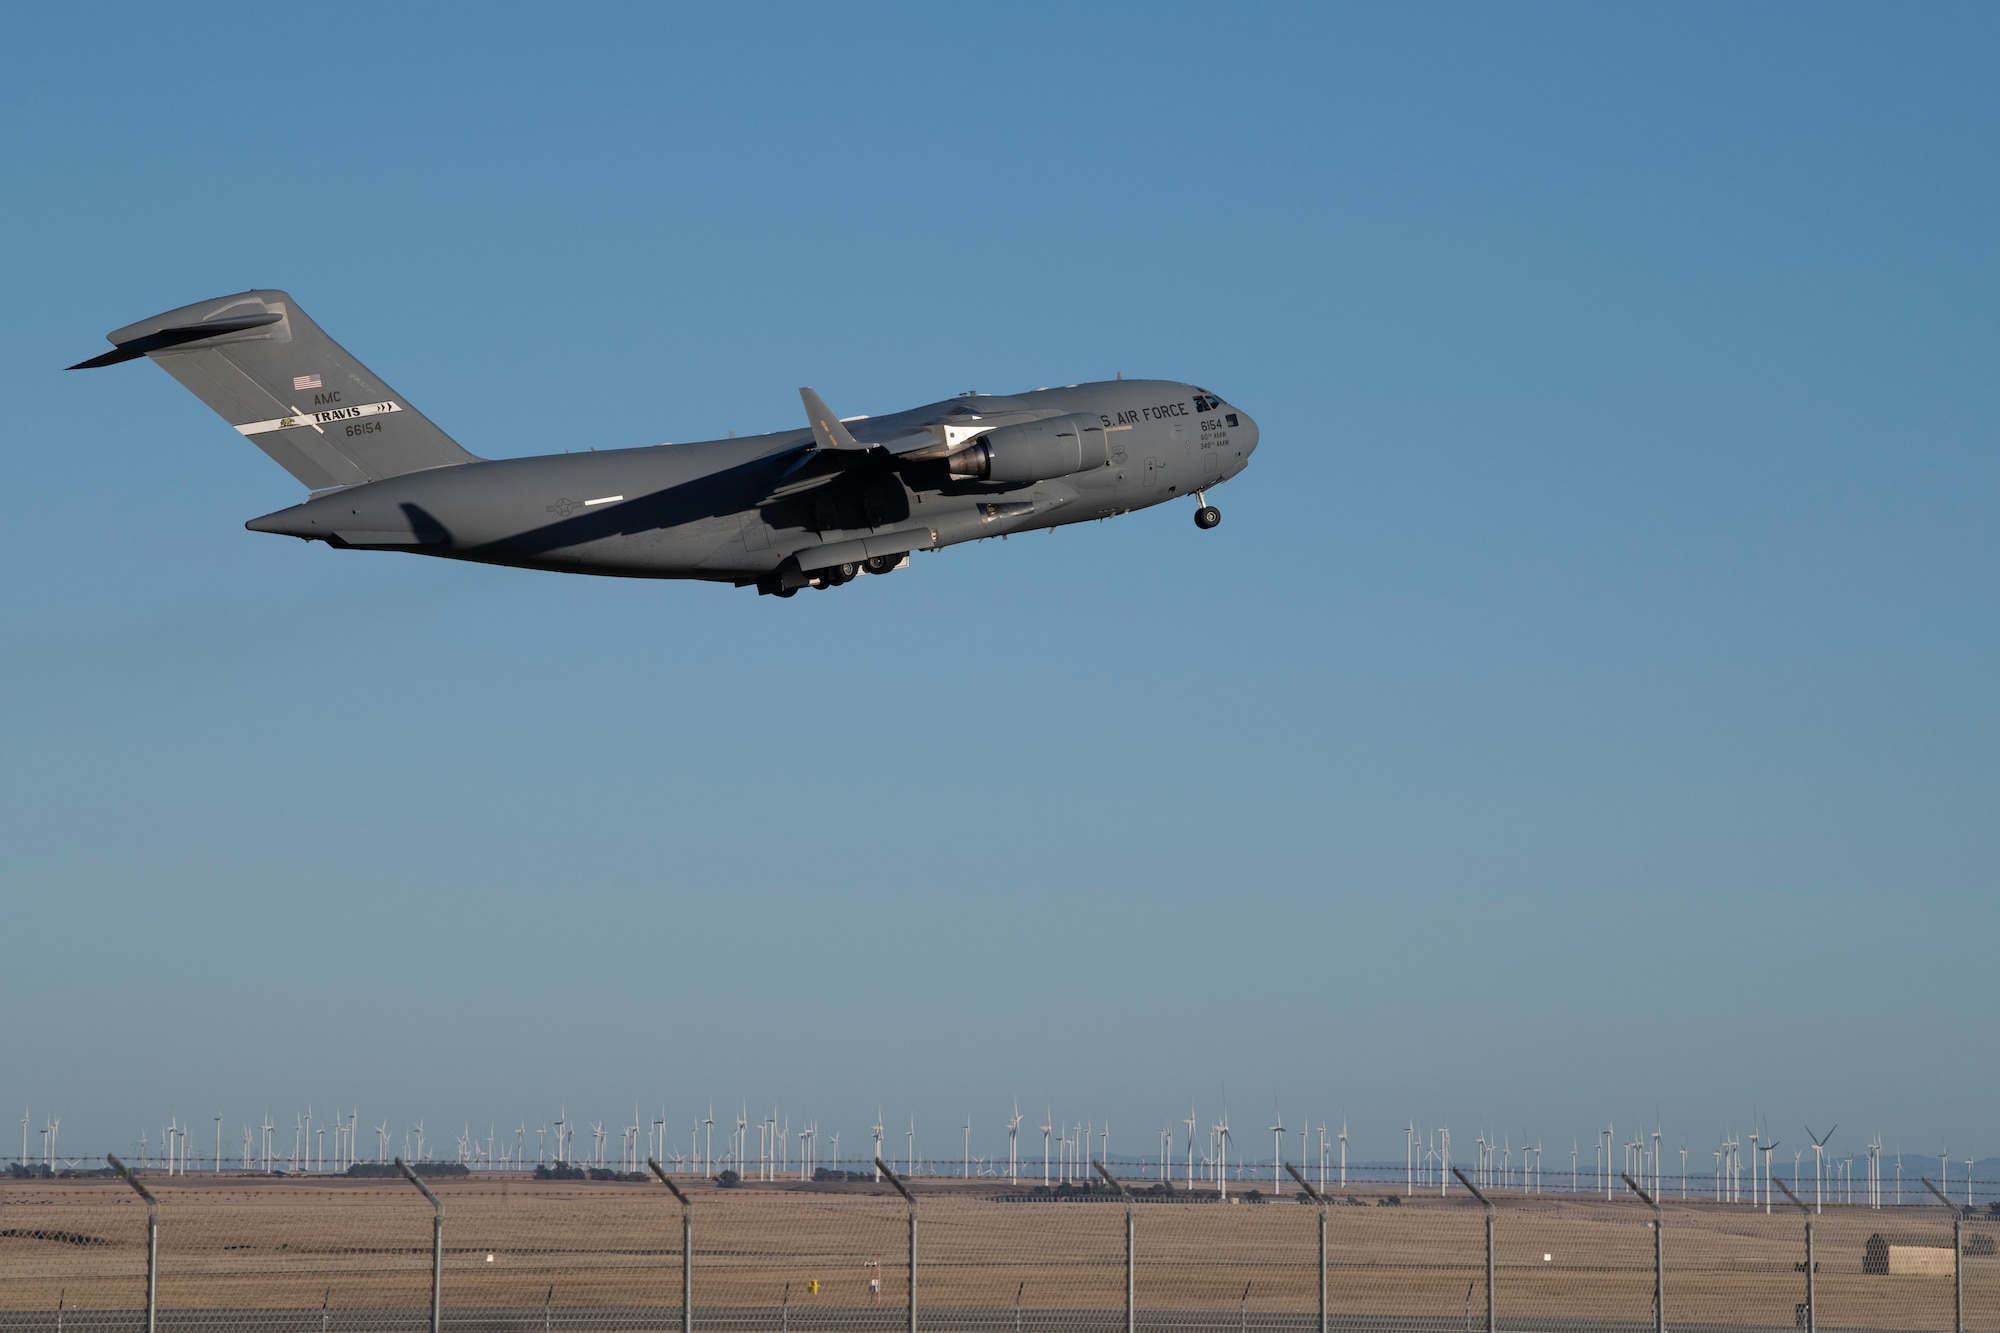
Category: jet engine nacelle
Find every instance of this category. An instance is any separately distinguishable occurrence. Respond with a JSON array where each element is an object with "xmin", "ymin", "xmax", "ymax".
[{"xmin": 947, "ymin": 416, "xmax": 1107, "ymax": 483}]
